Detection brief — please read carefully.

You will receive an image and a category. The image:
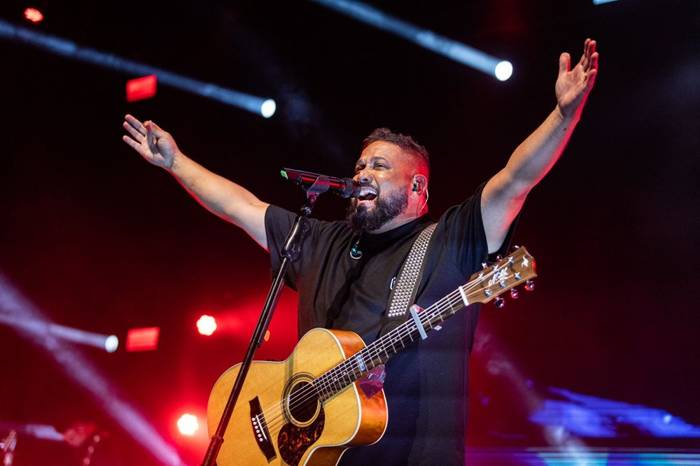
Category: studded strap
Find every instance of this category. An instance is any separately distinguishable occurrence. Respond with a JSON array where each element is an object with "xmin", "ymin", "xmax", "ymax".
[{"xmin": 386, "ymin": 223, "xmax": 437, "ymax": 318}]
